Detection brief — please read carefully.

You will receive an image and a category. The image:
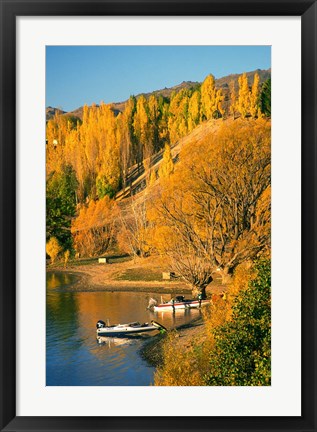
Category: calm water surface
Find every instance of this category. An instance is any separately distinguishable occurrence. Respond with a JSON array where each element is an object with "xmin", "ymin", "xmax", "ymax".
[{"xmin": 47, "ymin": 272, "xmax": 201, "ymax": 386}]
